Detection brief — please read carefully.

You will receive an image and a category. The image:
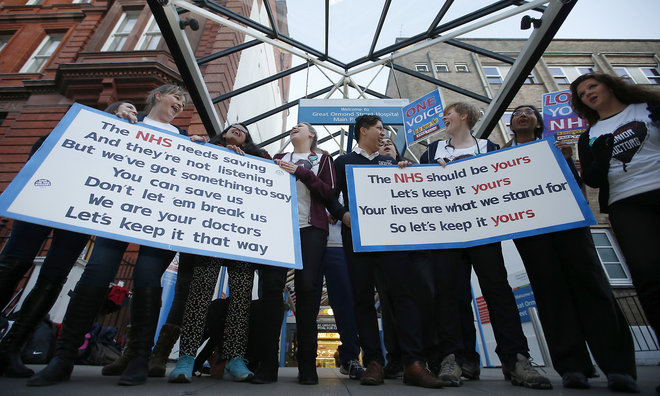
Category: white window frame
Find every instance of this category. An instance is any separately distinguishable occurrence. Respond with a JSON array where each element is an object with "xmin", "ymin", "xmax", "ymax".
[
  {"xmin": 26, "ymin": 0, "xmax": 41, "ymax": 5},
  {"xmin": 561, "ymin": 66, "xmax": 596, "ymax": 83},
  {"xmin": 641, "ymin": 66, "xmax": 660, "ymax": 84},
  {"xmin": 135, "ymin": 15, "xmax": 162, "ymax": 51},
  {"xmin": 483, "ymin": 66, "xmax": 503, "ymax": 84},
  {"xmin": 548, "ymin": 66, "xmax": 569, "ymax": 84},
  {"xmin": 101, "ymin": 10, "xmax": 141, "ymax": 52},
  {"xmin": 523, "ymin": 71, "xmax": 538, "ymax": 85},
  {"xmin": 501, "ymin": 111, "xmax": 513, "ymax": 135},
  {"xmin": 590, "ymin": 228, "xmax": 633, "ymax": 286},
  {"xmin": 19, "ymin": 33, "xmax": 64, "ymax": 73},
  {"xmin": 455, "ymin": 63, "xmax": 469, "ymax": 73},
  {"xmin": 414, "ymin": 63, "xmax": 429, "ymax": 72},
  {"xmin": 613, "ymin": 67, "xmax": 636, "ymax": 83},
  {"xmin": 576, "ymin": 66, "xmax": 594, "ymax": 76},
  {"xmin": 72, "ymin": 0, "xmax": 92, "ymax": 3},
  {"xmin": 435, "ymin": 63, "xmax": 449, "ymax": 73}
]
